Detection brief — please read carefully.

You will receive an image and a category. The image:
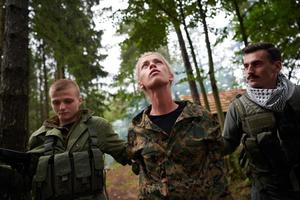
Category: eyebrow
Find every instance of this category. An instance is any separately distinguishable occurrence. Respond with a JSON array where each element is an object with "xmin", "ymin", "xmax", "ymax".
[
  {"xmin": 153, "ymin": 58, "xmax": 162, "ymax": 62},
  {"xmin": 141, "ymin": 60, "xmax": 149, "ymax": 66}
]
